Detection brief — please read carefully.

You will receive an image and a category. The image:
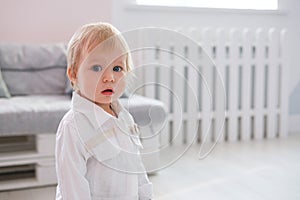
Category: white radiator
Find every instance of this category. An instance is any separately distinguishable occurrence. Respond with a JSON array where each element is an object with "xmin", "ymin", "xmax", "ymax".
[{"xmin": 129, "ymin": 27, "xmax": 289, "ymax": 148}]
